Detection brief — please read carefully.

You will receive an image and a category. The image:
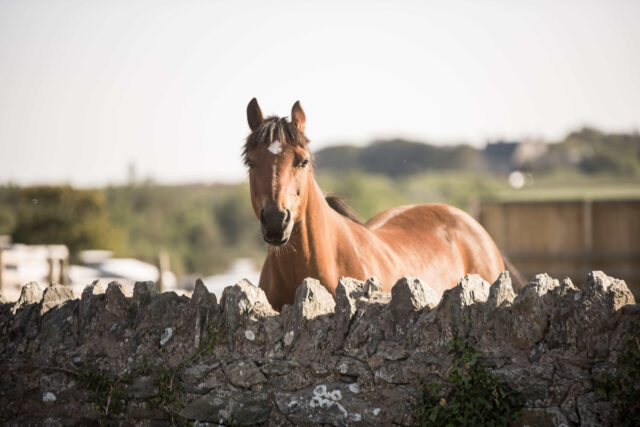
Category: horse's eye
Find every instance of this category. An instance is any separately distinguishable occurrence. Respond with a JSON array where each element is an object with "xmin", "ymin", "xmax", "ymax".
[
  {"xmin": 299, "ymin": 158, "xmax": 310, "ymax": 168},
  {"xmin": 247, "ymin": 160, "xmax": 256, "ymax": 169}
]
